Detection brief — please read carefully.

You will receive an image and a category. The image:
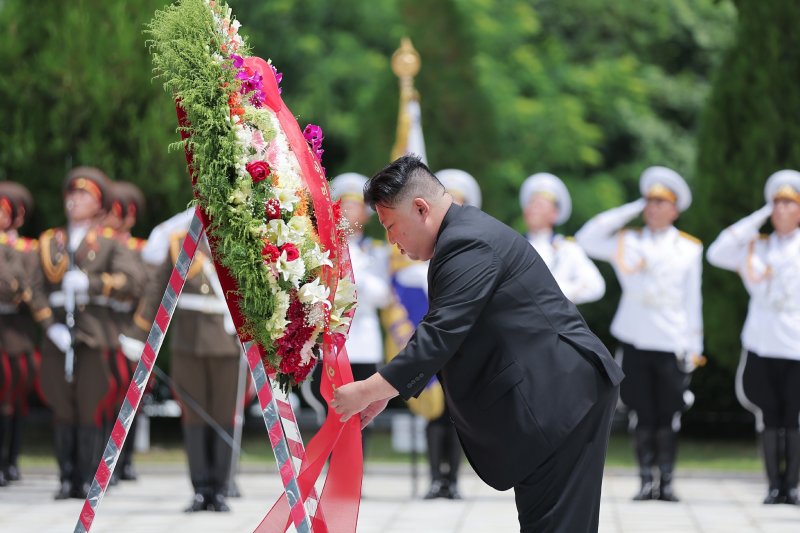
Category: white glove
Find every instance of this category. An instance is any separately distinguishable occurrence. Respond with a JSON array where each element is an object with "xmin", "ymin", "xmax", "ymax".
[
  {"xmin": 223, "ymin": 313, "xmax": 237, "ymax": 336},
  {"xmin": 63, "ymin": 270, "xmax": 90, "ymax": 294},
  {"xmin": 47, "ymin": 324, "xmax": 72, "ymax": 353},
  {"xmin": 119, "ymin": 334, "xmax": 145, "ymax": 362}
]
